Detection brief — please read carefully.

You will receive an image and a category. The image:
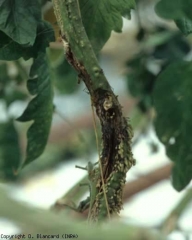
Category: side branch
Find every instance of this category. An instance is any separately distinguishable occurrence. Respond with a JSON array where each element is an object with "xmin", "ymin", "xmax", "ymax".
[
  {"xmin": 161, "ymin": 188, "xmax": 192, "ymax": 234},
  {"xmin": 52, "ymin": 0, "xmax": 135, "ymax": 222}
]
